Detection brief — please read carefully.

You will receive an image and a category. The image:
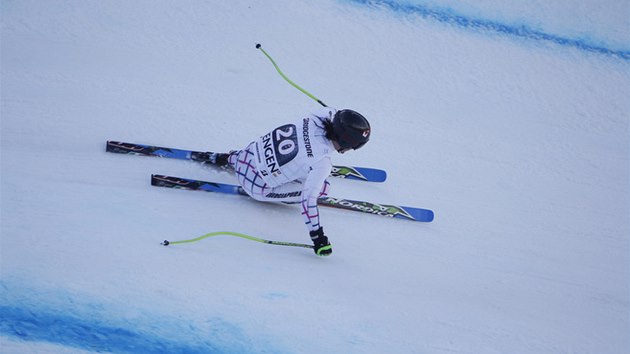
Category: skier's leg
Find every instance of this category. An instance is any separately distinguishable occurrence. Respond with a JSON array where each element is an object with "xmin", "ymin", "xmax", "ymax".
[
  {"xmin": 256, "ymin": 179, "xmax": 330, "ymax": 204},
  {"xmin": 231, "ymin": 143, "xmax": 270, "ymax": 200}
]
